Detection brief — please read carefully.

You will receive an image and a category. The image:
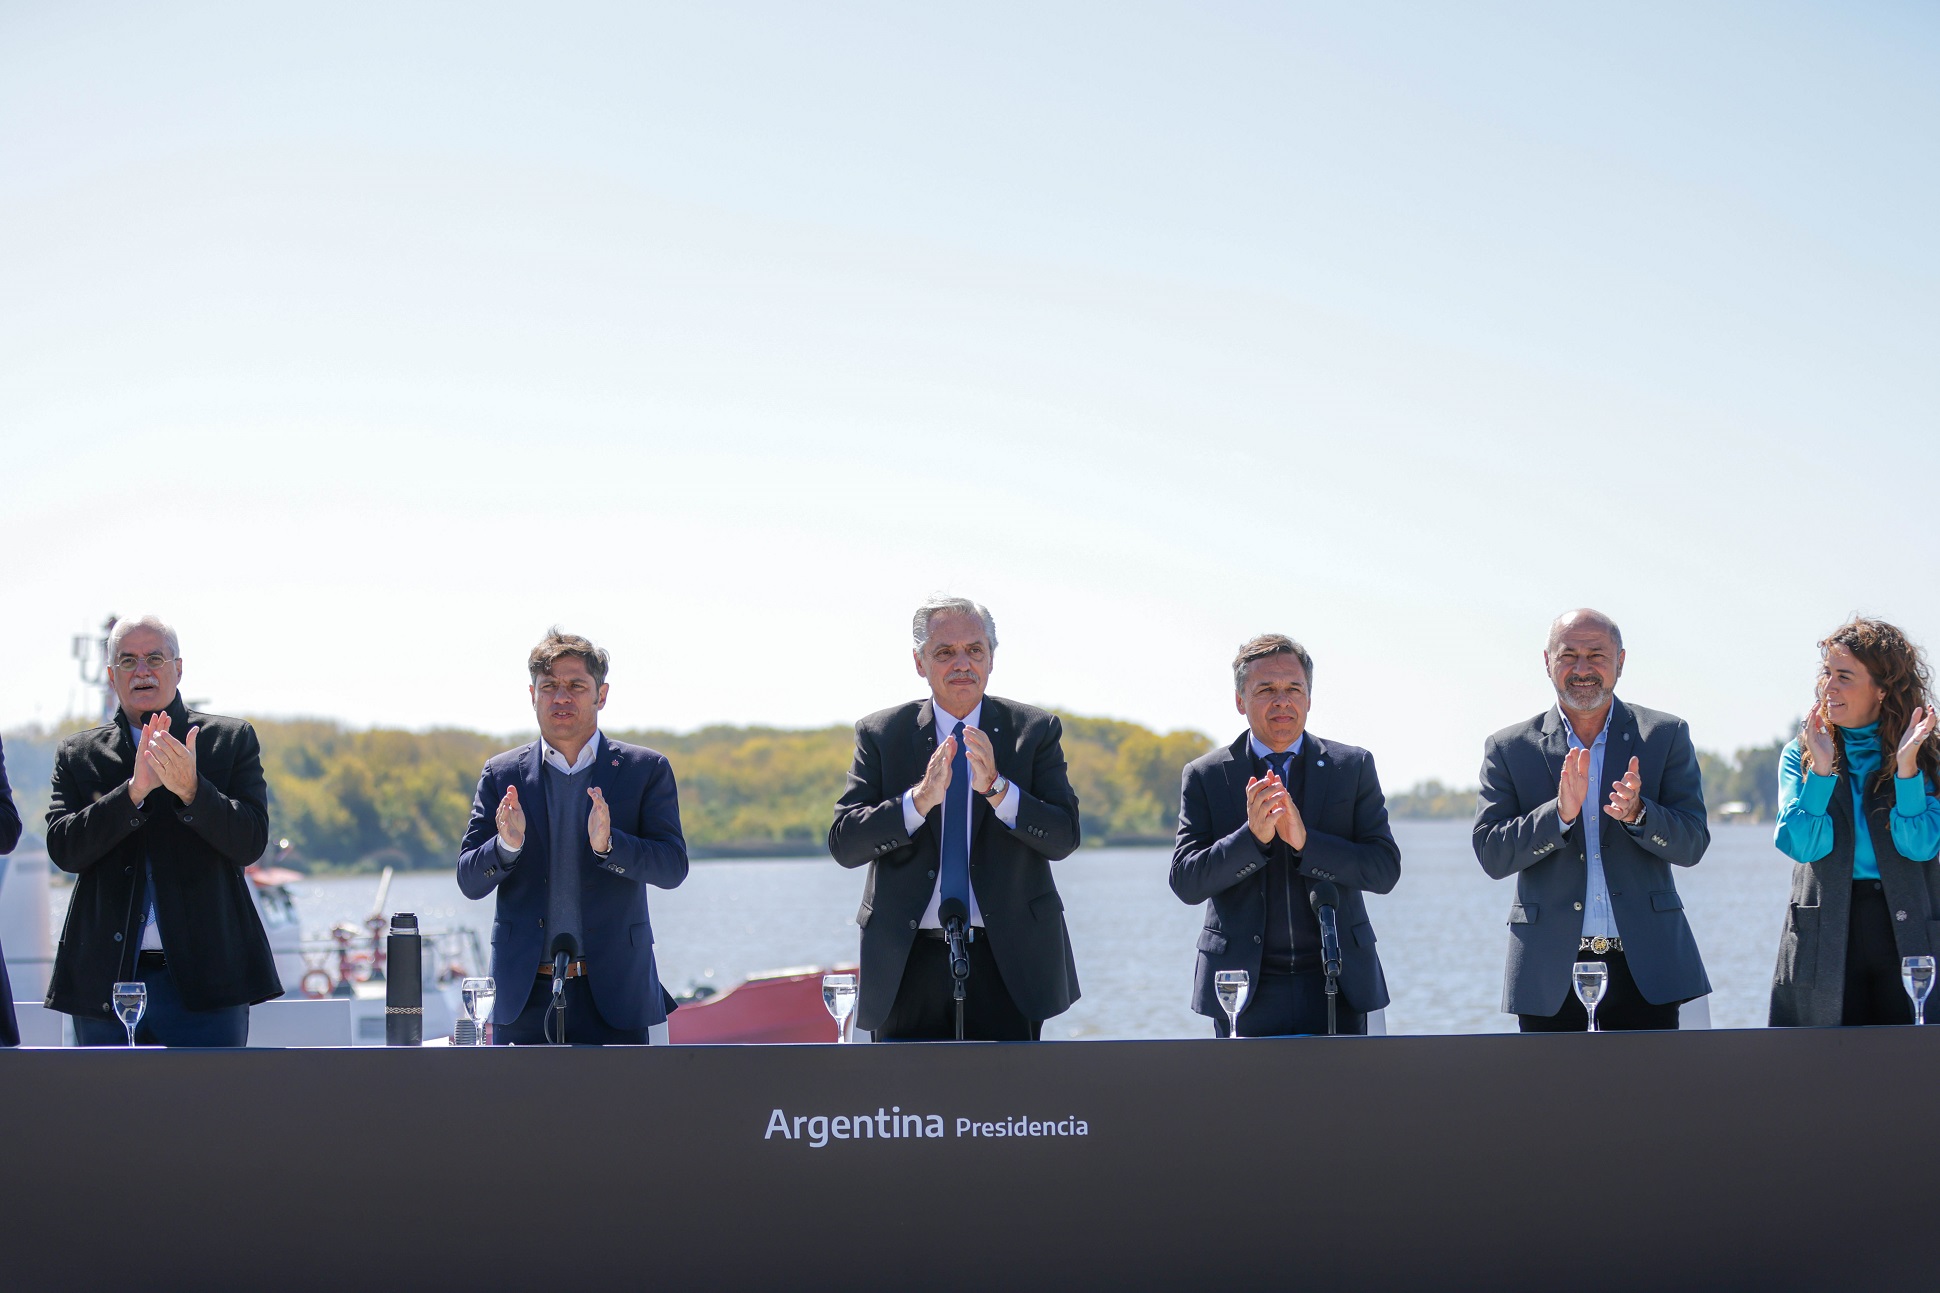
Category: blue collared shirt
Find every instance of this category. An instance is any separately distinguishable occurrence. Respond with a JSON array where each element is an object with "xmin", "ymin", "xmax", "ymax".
[{"xmin": 1560, "ymin": 709, "xmax": 1619, "ymax": 940}]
